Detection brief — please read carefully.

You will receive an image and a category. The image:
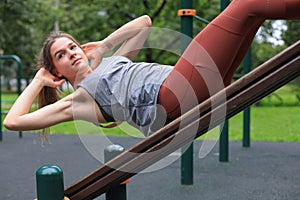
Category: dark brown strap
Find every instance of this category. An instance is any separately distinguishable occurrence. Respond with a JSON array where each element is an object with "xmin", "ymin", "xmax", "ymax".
[{"xmin": 98, "ymin": 121, "xmax": 122, "ymax": 128}]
